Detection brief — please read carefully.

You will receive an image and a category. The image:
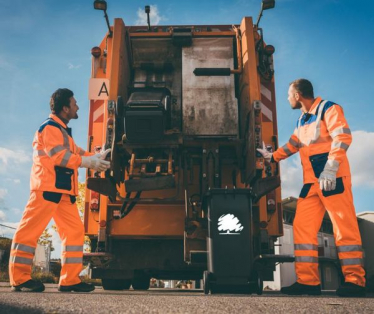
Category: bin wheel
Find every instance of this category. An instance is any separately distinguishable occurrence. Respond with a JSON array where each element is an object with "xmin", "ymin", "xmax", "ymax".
[
  {"xmin": 132, "ymin": 275, "xmax": 150, "ymax": 290},
  {"xmin": 256, "ymin": 272, "xmax": 263, "ymax": 295},
  {"xmin": 203, "ymin": 271, "xmax": 210, "ymax": 295}
]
